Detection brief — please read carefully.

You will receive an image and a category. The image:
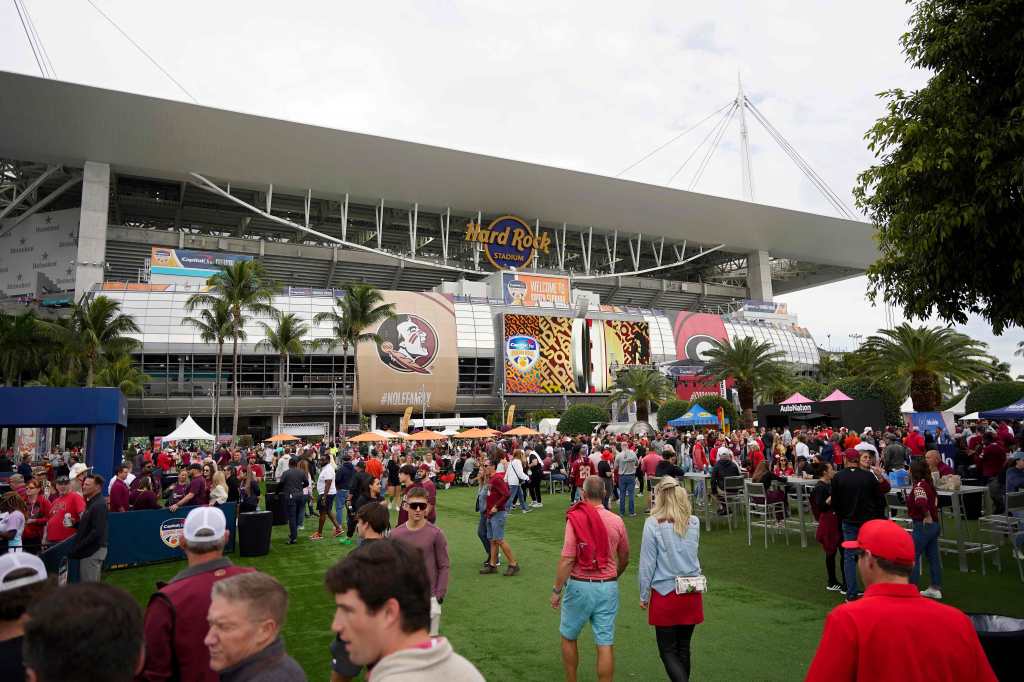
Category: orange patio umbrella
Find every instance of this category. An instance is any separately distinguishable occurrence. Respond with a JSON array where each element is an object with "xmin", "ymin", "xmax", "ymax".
[
  {"xmin": 406, "ymin": 429, "xmax": 448, "ymax": 441},
  {"xmin": 265, "ymin": 433, "xmax": 300, "ymax": 442},
  {"xmin": 452, "ymin": 427, "xmax": 489, "ymax": 439},
  {"xmin": 505, "ymin": 426, "xmax": 540, "ymax": 436},
  {"xmin": 347, "ymin": 431, "xmax": 391, "ymax": 443}
]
